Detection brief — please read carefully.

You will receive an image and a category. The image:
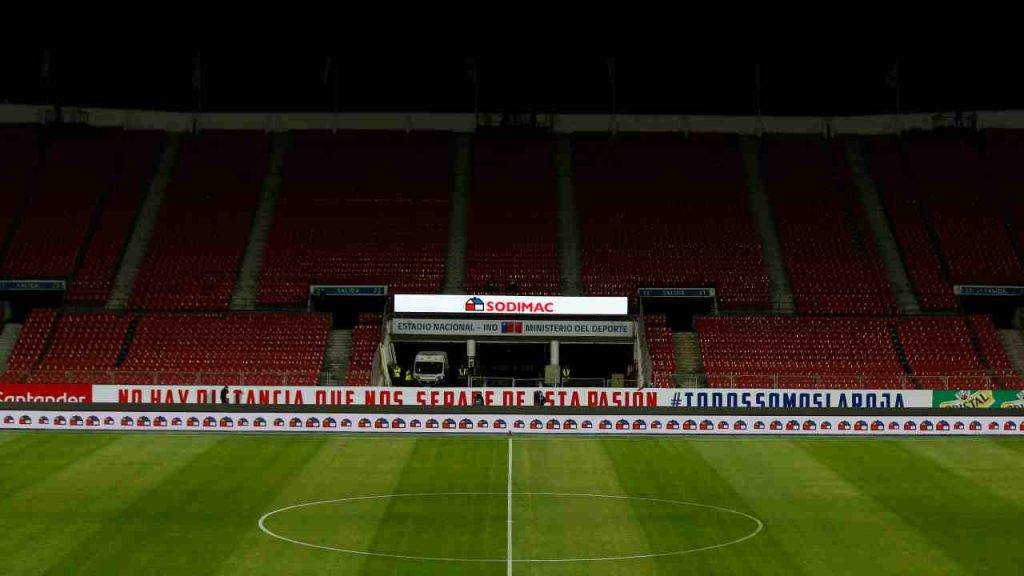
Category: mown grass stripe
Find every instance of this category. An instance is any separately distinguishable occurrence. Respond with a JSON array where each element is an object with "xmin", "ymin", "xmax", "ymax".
[
  {"xmin": 359, "ymin": 436, "xmax": 506, "ymax": 576},
  {"xmin": 217, "ymin": 436, "xmax": 421, "ymax": 575},
  {"xmin": 695, "ymin": 438, "xmax": 967, "ymax": 576},
  {"xmin": 512, "ymin": 437, "xmax": 656, "ymax": 576},
  {"xmin": 801, "ymin": 438, "xmax": 1024, "ymax": 574},
  {"xmin": 39, "ymin": 435, "xmax": 328, "ymax": 575},
  {"xmin": 601, "ymin": 437, "xmax": 806, "ymax": 576},
  {"xmin": 900, "ymin": 438, "xmax": 1024, "ymax": 514},
  {"xmin": 0, "ymin": 431, "xmax": 121, "ymax": 499},
  {"xmin": 0, "ymin": 432, "xmax": 220, "ymax": 575}
]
